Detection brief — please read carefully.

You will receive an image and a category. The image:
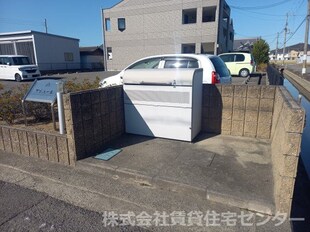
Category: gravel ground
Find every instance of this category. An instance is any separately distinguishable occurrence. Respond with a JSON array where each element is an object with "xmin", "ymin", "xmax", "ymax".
[{"xmin": 0, "ymin": 71, "xmax": 119, "ymax": 93}]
